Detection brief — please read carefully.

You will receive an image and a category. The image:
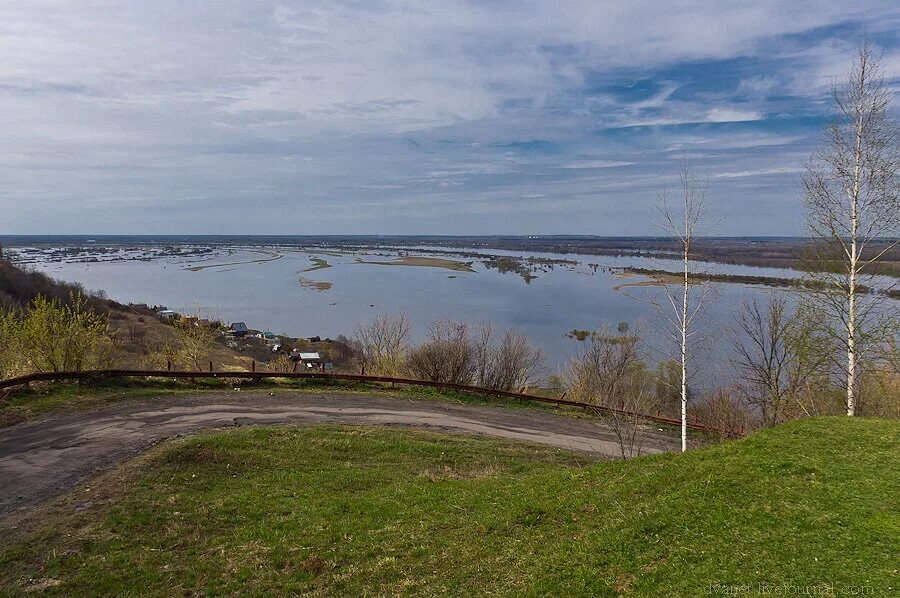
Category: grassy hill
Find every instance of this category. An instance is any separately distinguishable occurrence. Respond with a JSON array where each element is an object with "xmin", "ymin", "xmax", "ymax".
[{"xmin": 1, "ymin": 417, "xmax": 897, "ymax": 596}]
